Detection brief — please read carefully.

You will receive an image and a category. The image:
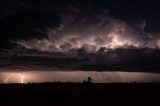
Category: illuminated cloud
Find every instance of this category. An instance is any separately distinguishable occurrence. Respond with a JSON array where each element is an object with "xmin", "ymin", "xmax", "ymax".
[
  {"xmin": 15, "ymin": 7, "xmax": 160, "ymax": 53},
  {"xmin": 0, "ymin": 1, "xmax": 160, "ymax": 73}
]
